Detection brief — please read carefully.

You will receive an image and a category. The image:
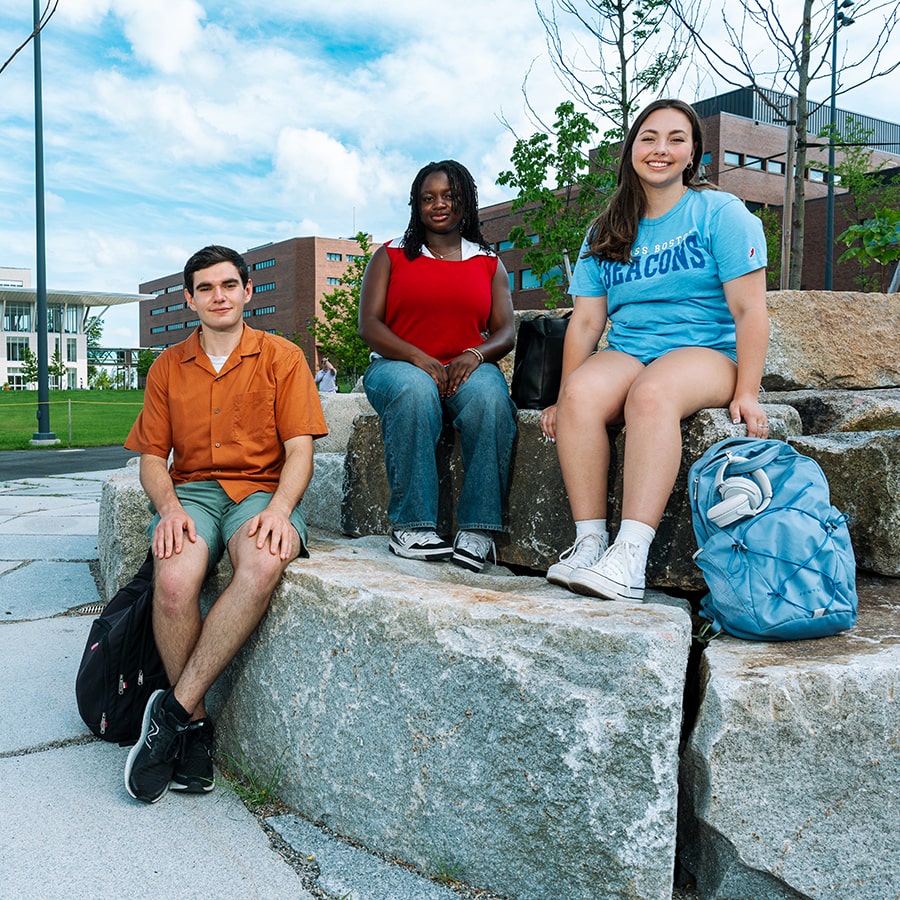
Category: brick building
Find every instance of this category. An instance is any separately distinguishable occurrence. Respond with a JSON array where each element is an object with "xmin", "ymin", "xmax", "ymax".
[{"xmin": 138, "ymin": 235, "xmax": 376, "ymax": 364}]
